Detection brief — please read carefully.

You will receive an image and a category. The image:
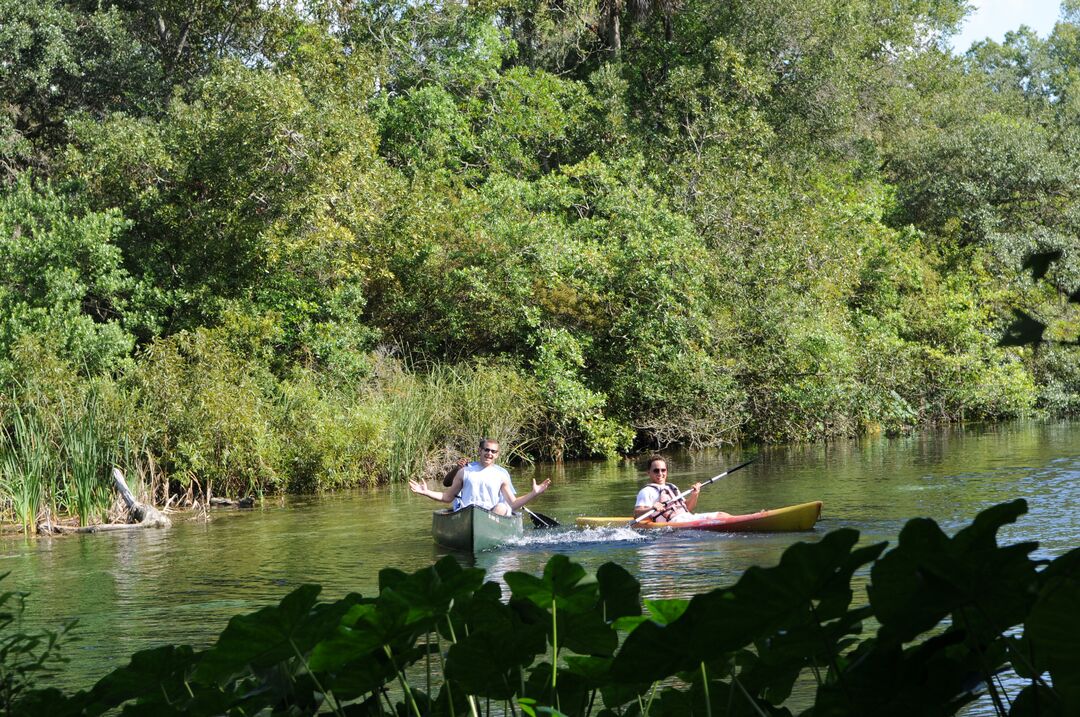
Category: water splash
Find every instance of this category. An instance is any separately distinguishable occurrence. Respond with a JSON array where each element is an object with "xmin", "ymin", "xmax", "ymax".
[{"xmin": 505, "ymin": 527, "xmax": 651, "ymax": 546}]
